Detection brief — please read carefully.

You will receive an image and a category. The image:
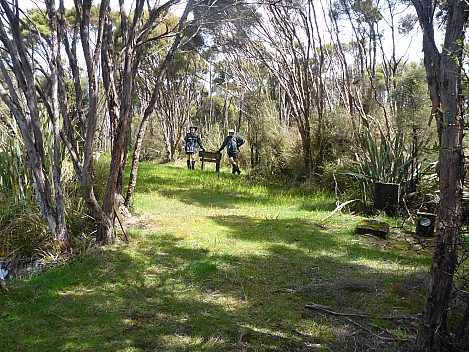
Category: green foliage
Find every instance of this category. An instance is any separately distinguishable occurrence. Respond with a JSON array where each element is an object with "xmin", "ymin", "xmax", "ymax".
[
  {"xmin": 135, "ymin": 120, "xmax": 167, "ymax": 162},
  {"xmin": 393, "ymin": 62, "xmax": 431, "ymax": 131},
  {"xmin": 0, "ymin": 114, "xmax": 103, "ymax": 260},
  {"xmin": 0, "ymin": 115, "xmax": 46, "ymax": 259},
  {"xmin": 25, "ymin": 8, "xmax": 51, "ymax": 36},
  {"xmin": 362, "ymin": 129, "xmax": 411, "ymax": 184},
  {"xmin": 398, "ymin": 13, "xmax": 418, "ymax": 35},
  {"xmin": 0, "ymin": 111, "xmax": 49, "ymax": 261},
  {"xmin": 243, "ymin": 94, "xmax": 301, "ymax": 178},
  {"xmin": 60, "ymin": 160, "xmax": 97, "ymax": 244},
  {"xmin": 191, "ymin": 0, "xmax": 258, "ymax": 37},
  {"xmin": 313, "ymin": 108, "xmax": 360, "ymax": 191},
  {"xmin": 0, "ymin": 120, "xmax": 32, "ymax": 203},
  {"xmin": 351, "ymin": 0, "xmax": 382, "ymax": 23},
  {"xmin": 344, "ymin": 128, "xmax": 413, "ymax": 208},
  {"xmin": 92, "ymin": 154, "xmax": 113, "ymax": 204}
]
